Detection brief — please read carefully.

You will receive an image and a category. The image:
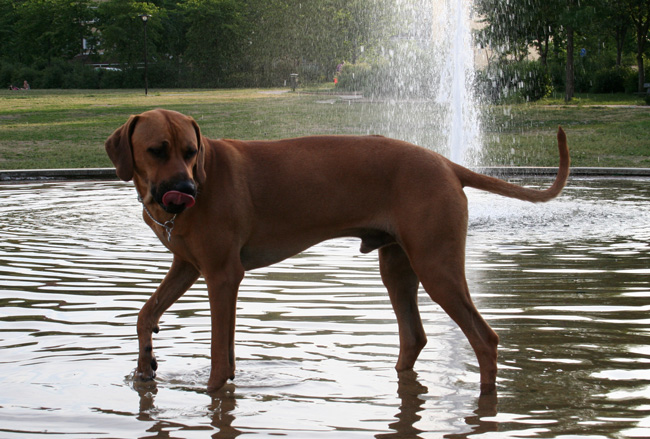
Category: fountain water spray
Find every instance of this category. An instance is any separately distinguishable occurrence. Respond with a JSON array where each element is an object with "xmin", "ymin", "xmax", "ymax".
[
  {"xmin": 435, "ymin": 0, "xmax": 482, "ymax": 166},
  {"xmin": 367, "ymin": 0, "xmax": 482, "ymax": 167}
]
